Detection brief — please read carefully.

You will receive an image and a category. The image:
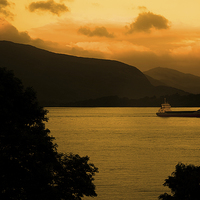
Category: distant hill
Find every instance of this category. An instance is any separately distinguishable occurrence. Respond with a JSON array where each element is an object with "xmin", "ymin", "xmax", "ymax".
[
  {"xmin": 0, "ymin": 41, "xmax": 187, "ymax": 106},
  {"xmin": 144, "ymin": 67, "xmax": 200, "ymax": 94},
  {"xmin": 144, "ymin": 74, "xmax": 166, "ymax": 86}
]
